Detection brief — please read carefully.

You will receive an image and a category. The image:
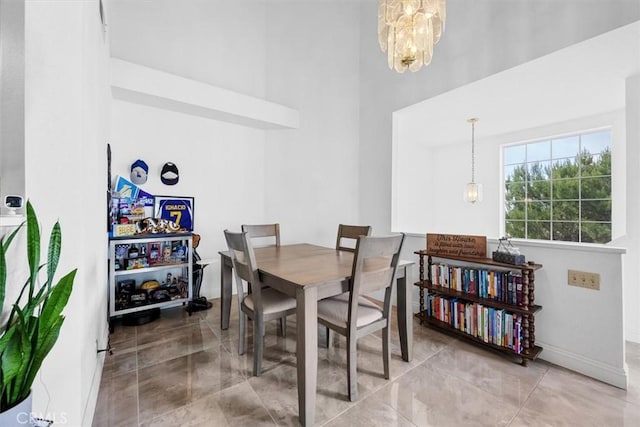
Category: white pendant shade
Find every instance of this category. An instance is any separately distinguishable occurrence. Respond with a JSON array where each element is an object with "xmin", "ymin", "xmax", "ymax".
[
  {"xmin": 464, "ymin": 182, "xmax": 483, "ymax": 204},
  {"xmin": 464, "ymin": 118, "xmax": 482, "ymax": 204}
]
